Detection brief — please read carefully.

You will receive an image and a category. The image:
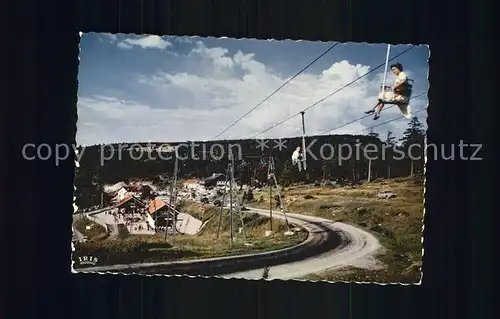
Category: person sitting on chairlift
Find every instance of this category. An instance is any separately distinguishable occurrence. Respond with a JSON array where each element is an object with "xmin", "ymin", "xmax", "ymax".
[
  {"xmin": 365, "ymin": 63, "xmax": 413, "ymax": 120},
  {"xmin": 291, "ymin": 146, "xmax": 303, "ymax": 171},
  {"xmin": 291, "ymin": 146, "xmax": 301, "ymax": 165}
]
